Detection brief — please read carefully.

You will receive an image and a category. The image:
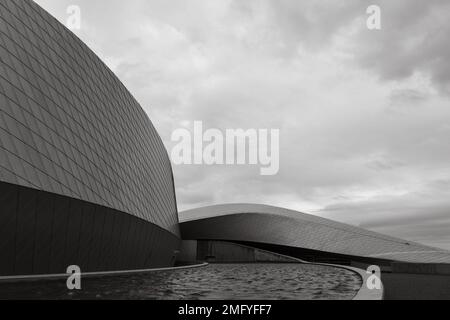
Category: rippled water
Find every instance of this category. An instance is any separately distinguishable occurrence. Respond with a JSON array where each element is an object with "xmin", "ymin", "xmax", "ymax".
[{"xmin": 0, "ymin": 264, "xmax": 361, "ymax": 300}]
